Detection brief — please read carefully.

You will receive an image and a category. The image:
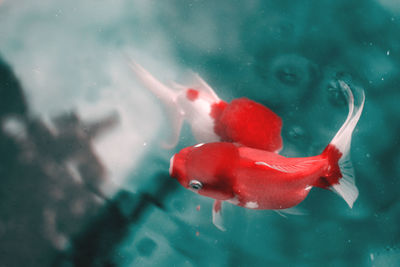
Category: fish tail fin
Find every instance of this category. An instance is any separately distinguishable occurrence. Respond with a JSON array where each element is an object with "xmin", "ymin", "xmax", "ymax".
[
  {"xmin": 316, "ymin": 81, "xmax": 365, "ymax": 208},
  {"xmin": 128, "ymin": 60, "xmax": 184, "ymax": 148}
]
